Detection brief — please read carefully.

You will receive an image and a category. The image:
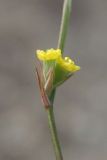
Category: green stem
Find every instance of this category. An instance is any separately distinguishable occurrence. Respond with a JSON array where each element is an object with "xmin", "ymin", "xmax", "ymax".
[
  {"xmin": 47, "ymin": 1, "xmax": 72, "ymax": 159},
  {"xmin": 51, "ymin": 0, "xmax": 72, "ymax": 103},
  {"xmin": 47, "ymin": 107, "xmax": 63, "ymax": 160},
  {"xmin": 58, "ymin": 0, "xmax": 72, "ymax": 53}
]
